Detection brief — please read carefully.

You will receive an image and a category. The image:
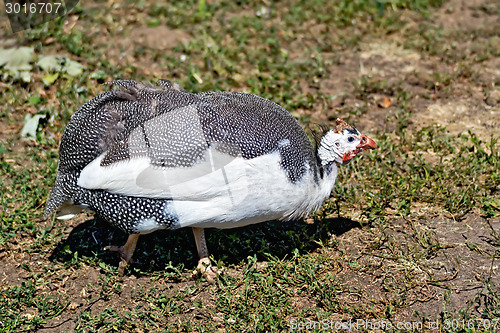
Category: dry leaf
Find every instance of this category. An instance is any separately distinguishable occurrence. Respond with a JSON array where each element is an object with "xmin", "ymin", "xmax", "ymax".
[{"xmin": 378, "ymin": 96, "xmax": 392, "ymax": 108}]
